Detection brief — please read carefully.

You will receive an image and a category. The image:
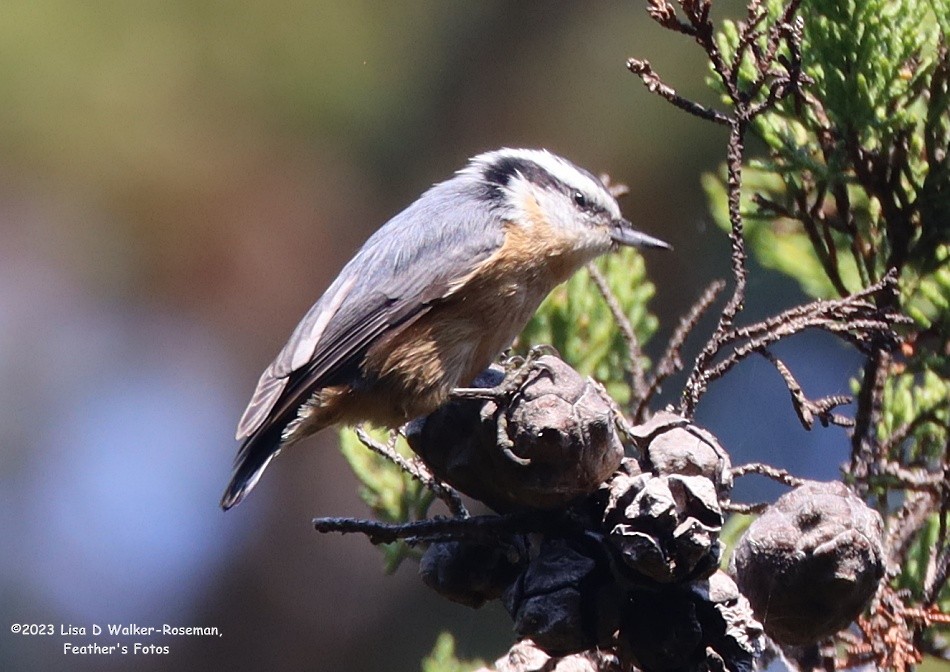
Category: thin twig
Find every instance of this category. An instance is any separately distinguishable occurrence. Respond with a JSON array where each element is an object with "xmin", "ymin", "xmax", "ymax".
[
  {"xmin": 756, "ymin": 348, "xmax": 854, "ymax": 429},
  {"xmin": 313, "ymin": 512, "xmax": 572, "ymax": 546},
  {"xmin": 702, "ymin": 315, "xmax": 898, "ymax": 385},
  {"xmin": 878, "ymin": 405, "xmax": 949, "ymax": 459},
  {"xmin": 675, "ymin": 274, "xmax": 906, "ymax": 408},
  {"xmin": 731, "ymin": 461, "xmax": 805, "ymax": 487},
  {"xmin": 926, "ymin": 456, "xmax": 950, "ymax": 605},
  {"xmin": 754, "ymin": 191, "xmax": 852, "ymax": 297},
  {"xmin": 681, "ymin": 117, "xmax": 750, "ymax": 417},
  {"xmin": 722, "ymin": 274, "xmax": 903, "ymax": 347},
  {"xmin": 874, "ymin": 462, "xmax": 948, "ymax": 491},
  {"xmin": 729, "ymin": 1, "xmax": 768, "ymax": 88},
  {"xmin": 646, "ymin": 0, "xmax": 697, "ymax": 36},
  {"xmin": 635, "ymin": 279, "xmax": 725, "ymax": 423},
  {"xmin": 355, "ymin": 425, "xmax": 469, "ymax": 519},
  {"xmin": 883, "ymin": 491, "xmax": 938, "ymax": 570},
  {"xmin": 586, "ymin": 261, "xmax": 648, "ymax": 403},
  {"xmin": 924, "ymin": 541, "xmax": 950, "ymax": 606},
  {"xmin": 850, "ymin": 350, "xmax": 891, "ymax": 493},
  {"xmin": 723, "ymin": 501, "xmax": 770, "ymax": 514},
  {"xmin": 627, "ymin": 58, "xmax": 731, "ymax": 126}
]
